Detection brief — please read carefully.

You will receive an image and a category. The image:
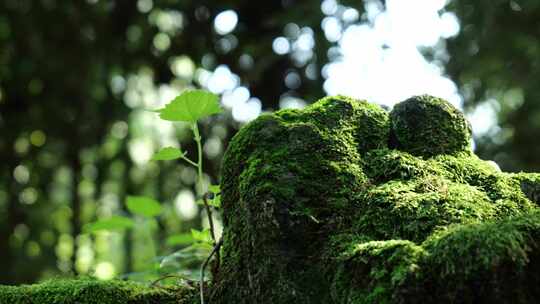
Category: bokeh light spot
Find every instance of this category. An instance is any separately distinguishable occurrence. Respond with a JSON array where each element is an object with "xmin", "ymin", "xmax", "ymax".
[
  {"xmin": 95, "ymin": 261, "xmax": 116, "ymax": 280},
  {"xmin": 272, "ymin": 37, "xmax": 290, "ymax": 55},
  {"xmin": 30, "ymin": 130, "xmax": 46, "ymax": 147},
  {"xmin": 214, "ymin": 10, "xmax": 238, "ymax": 35}
]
